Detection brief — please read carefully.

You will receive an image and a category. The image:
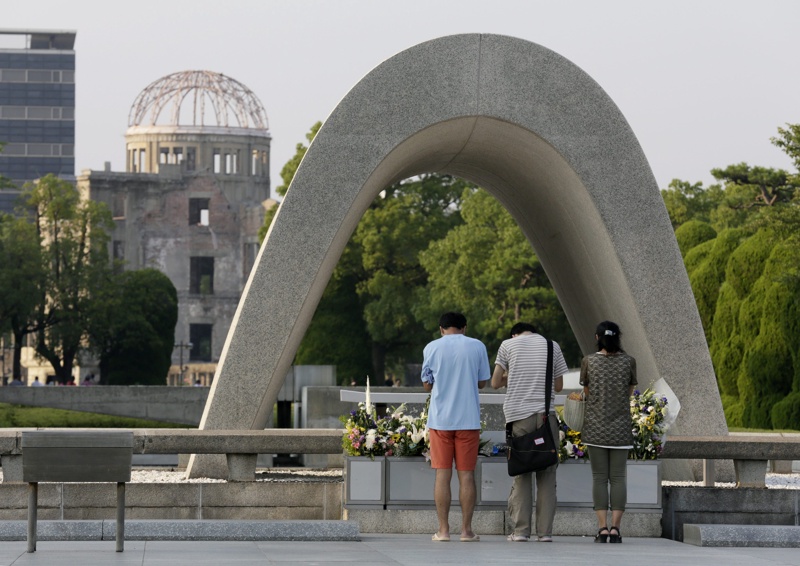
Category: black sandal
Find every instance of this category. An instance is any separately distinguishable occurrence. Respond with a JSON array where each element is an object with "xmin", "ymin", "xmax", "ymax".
[
  {"xmin": 594, "ymin": 528, "xmax": 609, "ymax": 543},
  {"xmin": 609, "ymin": 527, "xmax": 621, "ymax": 543}
]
